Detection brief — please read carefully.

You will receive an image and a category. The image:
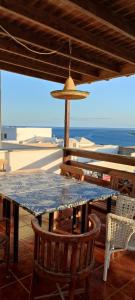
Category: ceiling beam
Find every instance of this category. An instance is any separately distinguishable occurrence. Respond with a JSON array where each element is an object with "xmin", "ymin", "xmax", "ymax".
[
  {"xmin": 0, "ymin": 36, "xmax": 99, "ymax": 78},
  {"xmin": 99, "ymin": 63, "xmax": 135, "ymax": 82},
  {"xmin": 0, "ymin": 19, "xmax": 119, "ymax": 74},
  {"xmin": 0, "ymin": 4, "xmax": 129, "ymax": 68},
  {"xmin": 0, "ymin": 50, "xmax": 82, "ymax": 82},
  {"xmin": 0, "ymin": 61, "xmax": 65, "ymax": 84},
  {"xmin": 1, "ymin": 57, "xmax": 135, "ymax": 85},
  {"xmin": 1, "ymin": 2, "xmax": 135, "ymax": 64},
  {"xmin": 61, "ymin": 0, "xmax": 135, "ymax": 41}
]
